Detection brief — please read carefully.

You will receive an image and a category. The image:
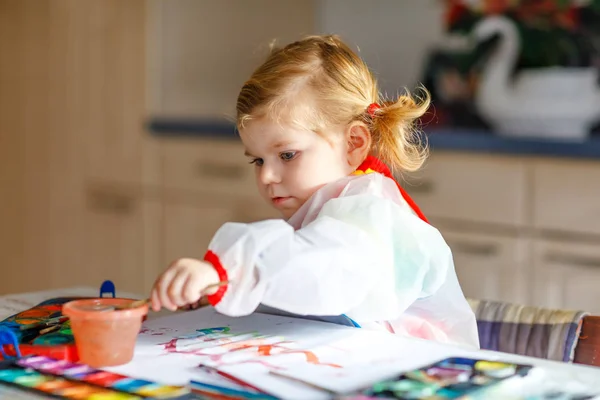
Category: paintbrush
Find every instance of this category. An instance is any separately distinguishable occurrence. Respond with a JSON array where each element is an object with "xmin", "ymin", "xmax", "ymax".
[
  {"xmin": 19, "ymin": 316, "xmax": 69, "ymax": 331},
  {"xmin": 113, "ymin": 280, "xmax": 230, "ymax": 311},
  {"xmin": 39, "ymin": 324, "xmax": 62, "ymax": 335},
  {"xmin": 18, "ymin": 316, "xmax": 69, "ymax": 342}
]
